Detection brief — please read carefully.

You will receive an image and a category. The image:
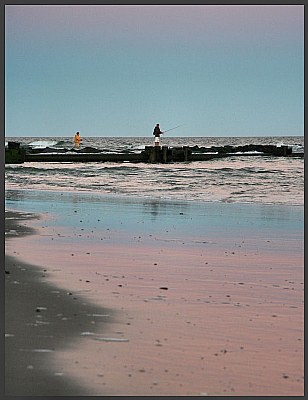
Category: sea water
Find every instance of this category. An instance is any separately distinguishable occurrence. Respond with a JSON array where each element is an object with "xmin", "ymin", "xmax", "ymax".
[{"xmin": 5, "ymin": 136, "xmax": 304, "ymax": 206}]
